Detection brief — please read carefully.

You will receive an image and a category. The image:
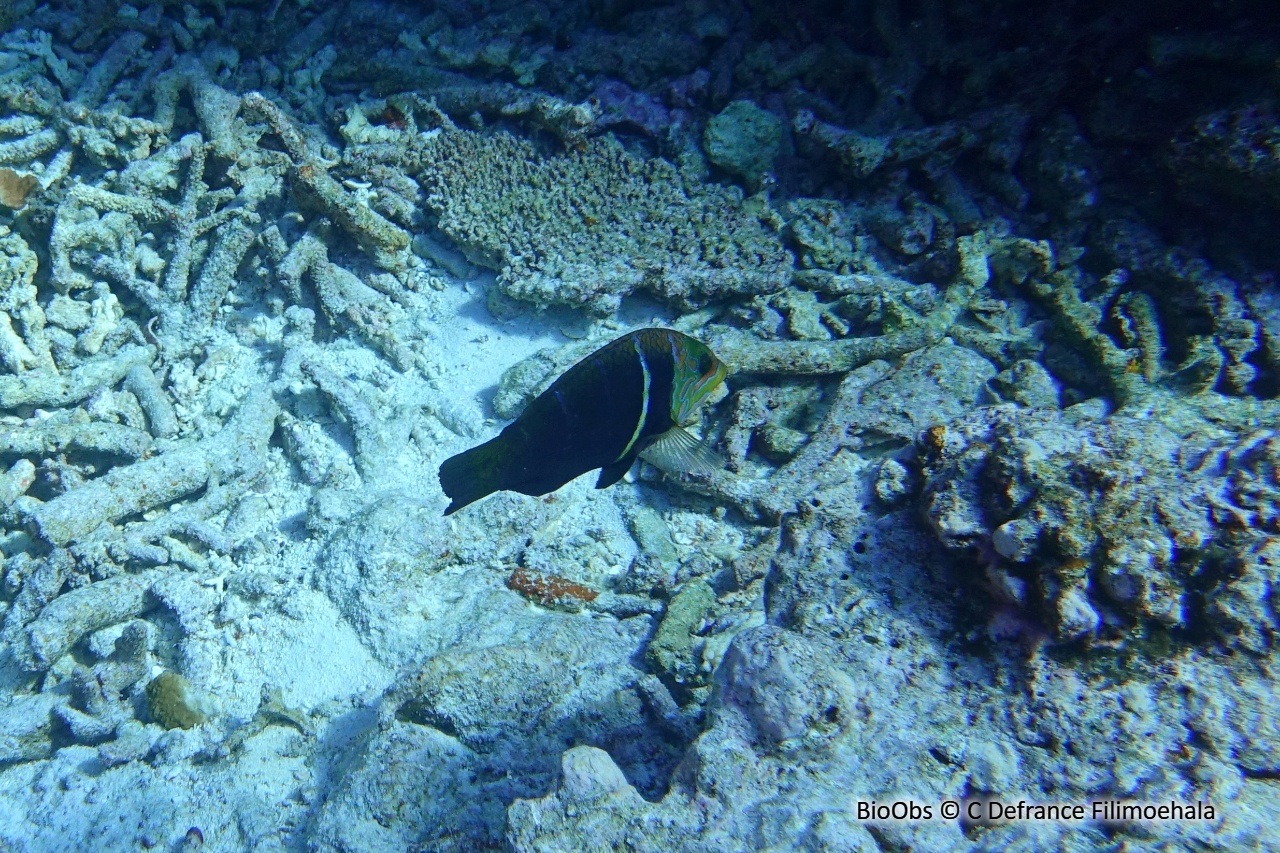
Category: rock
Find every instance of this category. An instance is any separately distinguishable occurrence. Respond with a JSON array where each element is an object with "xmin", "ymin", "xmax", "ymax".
[{"xmin": 703, "ymin": 100, "xmax": 785, "ymax": 186}]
